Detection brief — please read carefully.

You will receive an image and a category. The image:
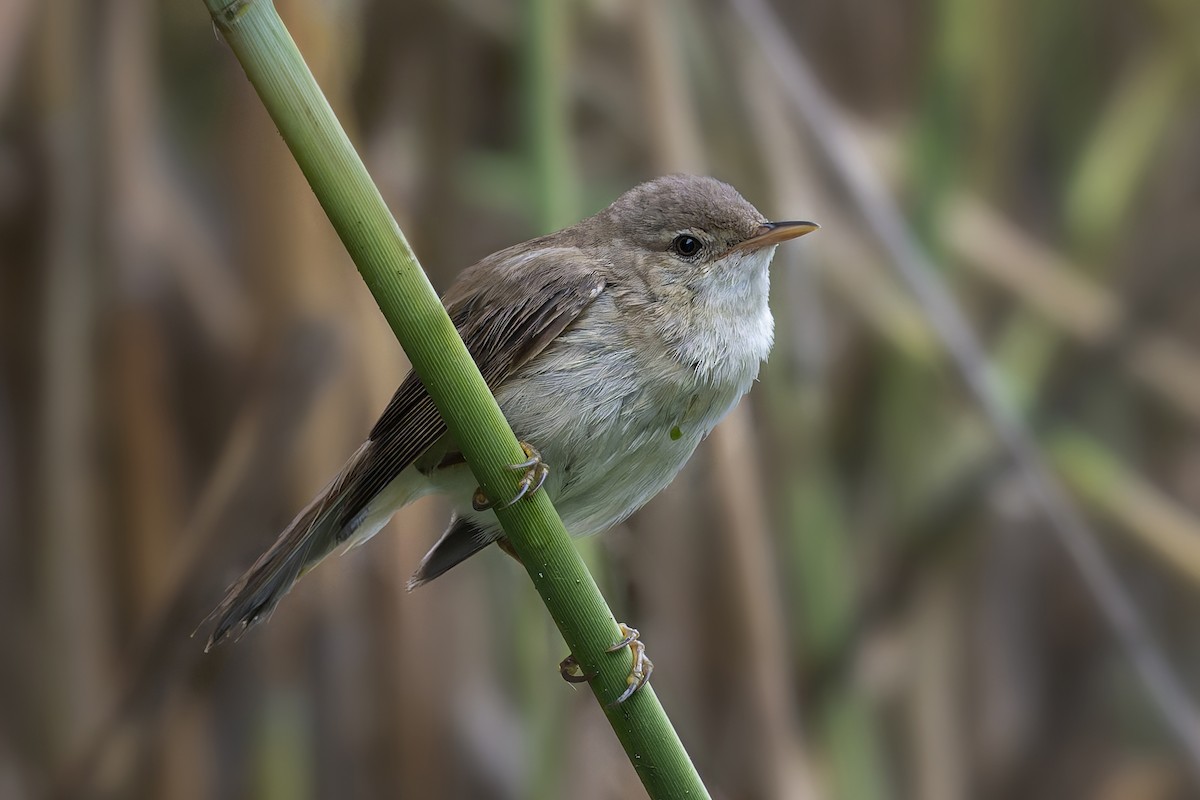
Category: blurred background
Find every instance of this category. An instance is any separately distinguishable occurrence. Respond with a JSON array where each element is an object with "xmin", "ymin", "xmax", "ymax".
[{"xmin": 3, "ymin": 0, "xmax": 1200, "ymax": 797}]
